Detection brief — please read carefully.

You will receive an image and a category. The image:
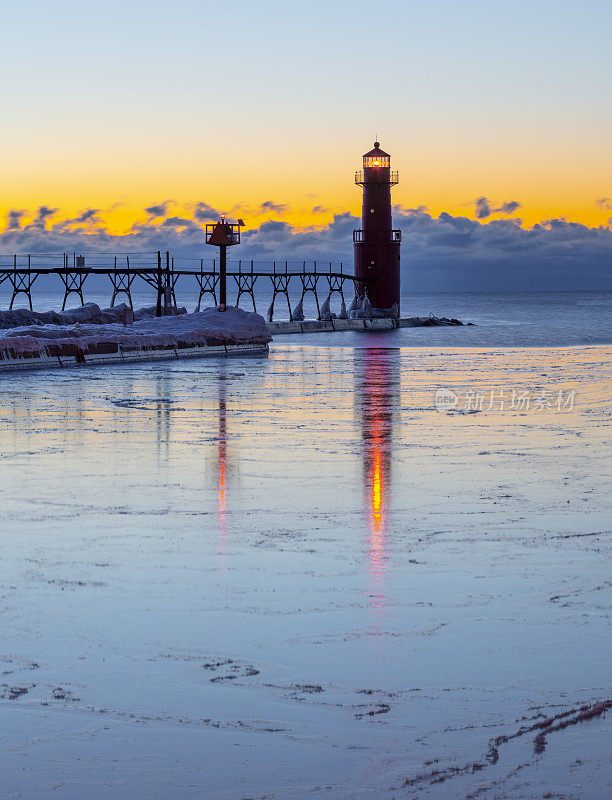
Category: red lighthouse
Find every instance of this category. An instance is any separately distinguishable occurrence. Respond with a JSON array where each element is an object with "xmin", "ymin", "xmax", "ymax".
[{"xmin": 353, "ymin": 142, "xmax": 401, "ymax": 316}]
